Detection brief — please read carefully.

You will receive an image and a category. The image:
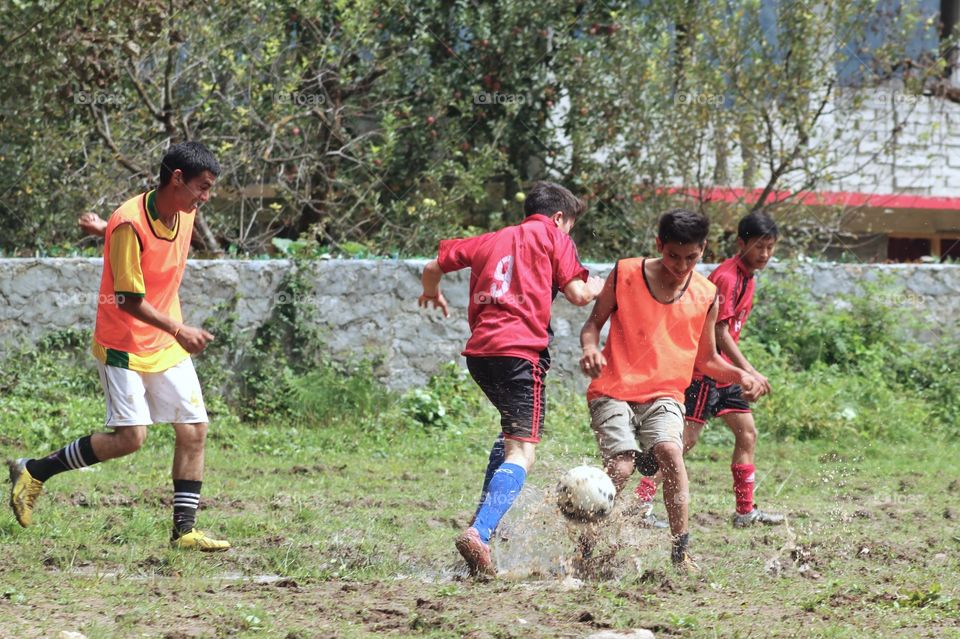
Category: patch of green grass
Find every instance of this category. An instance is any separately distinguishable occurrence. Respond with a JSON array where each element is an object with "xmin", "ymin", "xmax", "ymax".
[
  {"xmin": 2, "ymin": 277, "xmax": 959, "ymax": 638},
  {"xmin": 2, "ymin": 398, "xmax": 959, "ymax": 637}
]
